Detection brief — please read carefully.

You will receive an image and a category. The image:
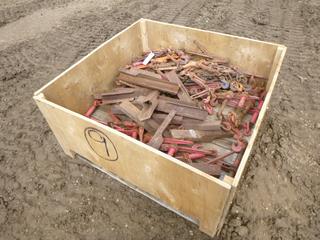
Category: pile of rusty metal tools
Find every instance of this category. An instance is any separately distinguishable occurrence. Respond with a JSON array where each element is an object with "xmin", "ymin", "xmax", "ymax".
[{"xmin": 84, "ymin": 40, "xmax": 266, "ymax": 180}]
